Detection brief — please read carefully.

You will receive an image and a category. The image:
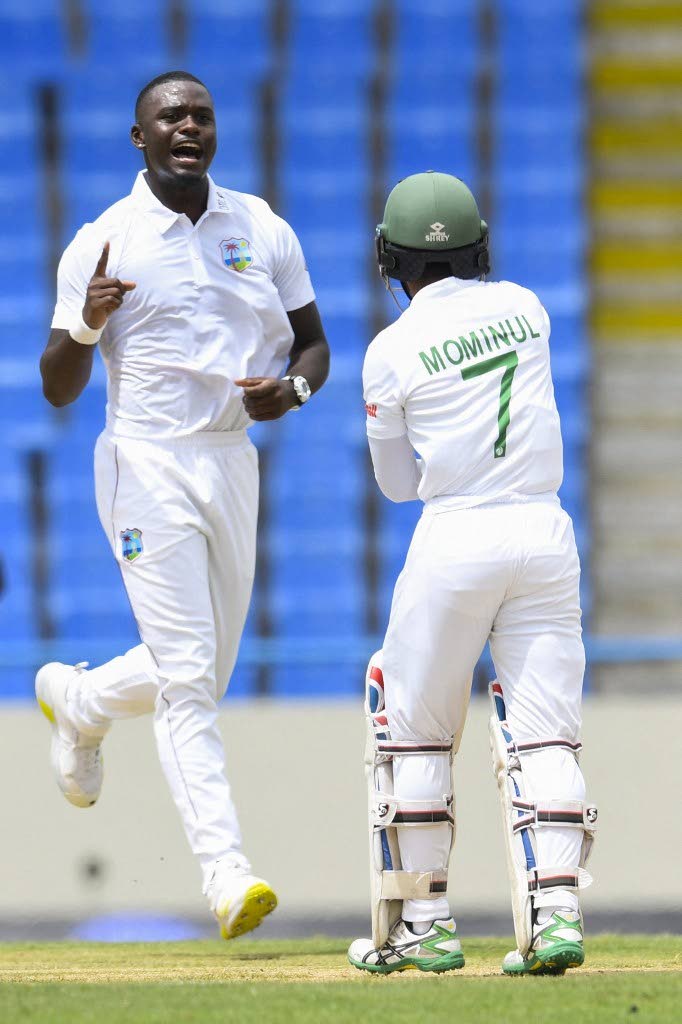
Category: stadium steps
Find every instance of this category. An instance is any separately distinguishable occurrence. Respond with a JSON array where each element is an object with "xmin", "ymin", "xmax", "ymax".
[
  {"xmin": 589, "ymin": 0, "xmax": 682, "ymax": 688},
  {"xmin": 590, "ymin": 1, "xmax": 682, "ymax": 340}
]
